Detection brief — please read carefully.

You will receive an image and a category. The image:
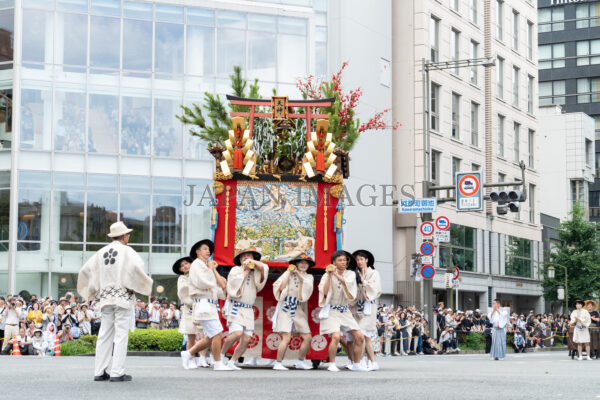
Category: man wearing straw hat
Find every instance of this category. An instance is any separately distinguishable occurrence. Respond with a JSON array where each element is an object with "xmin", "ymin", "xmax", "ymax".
[
  {"xmin": 78, "ymin": 221, "xmax": 153, "ymax": 382},
  {"xmin": 585, "ymin": 300, "xmax": 599, "ymax": 327}
]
